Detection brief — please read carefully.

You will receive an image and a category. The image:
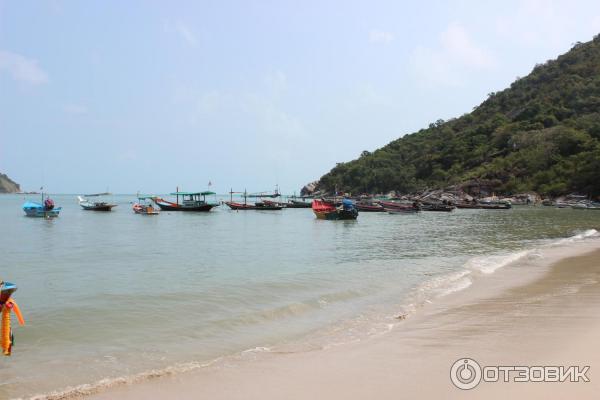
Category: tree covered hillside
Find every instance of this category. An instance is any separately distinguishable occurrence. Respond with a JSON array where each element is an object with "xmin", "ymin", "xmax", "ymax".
[{"xmin": 316, "ymin": 35, "xmax": 600, "ymax": 197}]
